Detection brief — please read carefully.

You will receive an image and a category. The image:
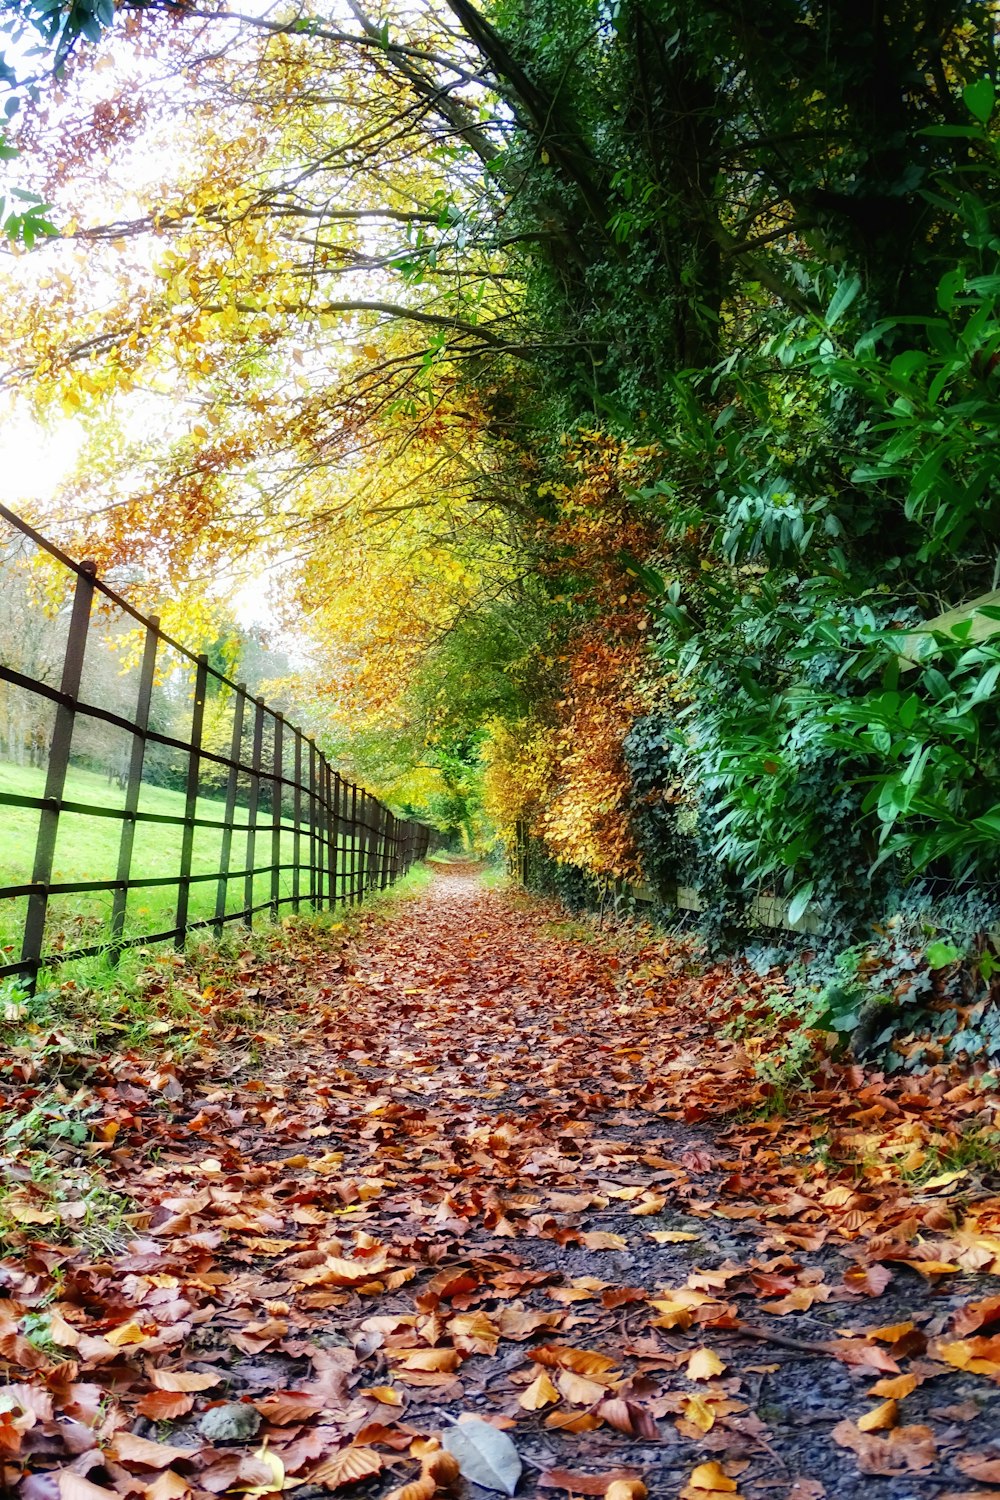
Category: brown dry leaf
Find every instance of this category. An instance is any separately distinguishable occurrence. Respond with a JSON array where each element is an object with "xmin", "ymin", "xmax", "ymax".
[
  {"xmin": 604, "ymin": 1483, "xmax": 646, "ymax": 1500},
  {"xmin": 543, "ymin": 1410, "xmax": 603, "ymax": 1433},
  {"xmin": 57, "ymin": 1475, "xmax": 120, "ymax": 1500},
  {"xmin": 580, "ymin": 1232, "xmax": 628, "ymax": 1251},
  {"xmin": 538, "ymin": 1470, "xmax": 644, "ymax": 1495},
  {"xmin": 956, "ymin": 1455, "xmax": 1000, "ymax": 1483},
  {"xmin": 310, "ymin": 1448, "xmax": 383, "ymax": 1489},
  {"xmin": 952, "ymin": 1294, "xmax": 1000, "ymax": 1336},
  {"xmin": 255, "ymin": 1391, "xmax": 325, "ymax": 1425},
  {"xmin": 447, "ymin": 1312, "xmax": 500, "ymax": 1354},
  {"xmin": 47, "ymin": 1310, "xmax": 81, "ymax": 1348},
  {"xmin": 519, "ymin": 1371, "xmax": 560, "ymax": 1411},
  {"xmin": 497, "ymin": 1309, "xmax": 562, "ymax": 1339},
  {"xmin": 149, "ymin": 1369, "xmax": 222, "ymax": 1393},
  {"xmin": 422, "ymin": 1451, "xmax": 460, "ymax": 1489},
  {"xmin": 831, "ymin": 1420, "xmax": 936, "ymax": 1475},
  {"xmin": 533, "ymin": 1346, "xmax": 621, "ymax": 1379},
  {"xmin": 787, "ymin": 1483, "xmax": 825, "ymax": 1500},
  {"xmin": 557, "ymin": 1368, "xmax": 610, "ymax": 1406},
  {"xmin": 136, "ymin": 1391, "xmax": 196, "ymax": 1422},
  {"xmin": 391, "ymin": 1348, "xmax": 460, "ymax": 1373},
  {"xmin": 383, "ymin": 1475, "xmax": 436, "ymax": 1500},
  {"xmin": 144, "ymin": 1471, "xmax": 192, "ymax": 1500},
  {"xmin": 110, "ymin": 1433, "xmax": 194, "ymax": 1469}
]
